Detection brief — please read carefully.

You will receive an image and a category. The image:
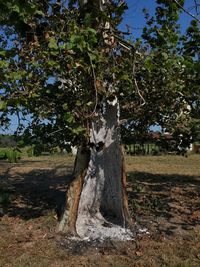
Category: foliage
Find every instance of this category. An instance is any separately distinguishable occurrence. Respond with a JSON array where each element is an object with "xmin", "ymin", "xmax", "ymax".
[
  {"xmin": 0, "ymin": 0, "xmax": 199, "ymax": 149},
  {"xmin": 129, "ymin": 0, "xmax": 200, "ymax": 147},
  {"xmin": 0, "ymin": 148, "xmax": 21, "ymax": 162},
  {"xmin": 0, "ymin": 149, "xmax": 6, "ymax": 159},
  {"xmin": 26, "ymin": 144, "xmax": 50, "ymax": 157}
]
